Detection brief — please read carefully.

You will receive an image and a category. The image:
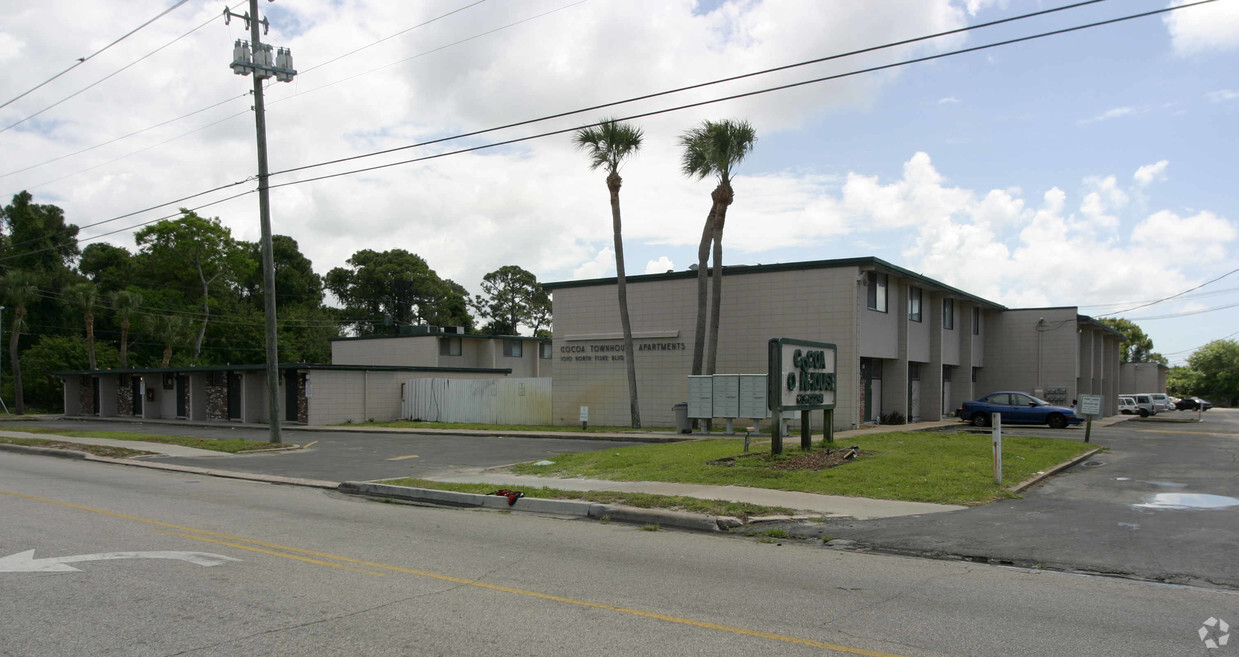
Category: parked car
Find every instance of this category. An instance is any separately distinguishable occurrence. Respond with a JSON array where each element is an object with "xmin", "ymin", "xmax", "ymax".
[
  {"xmin": 1148, "ymin": 393, "xmax": 1174, "ymax": 413},
  {"xmin": 959, "ymin": 391, "xmax": 1084, "ymax": 429},
  {"xmin": 1119, "ymin": 396, "xmax": 1138, "ymax": 415},
  {"xmin": 1175, "ymin": 397, "xmax": 1213, "ymax": 411},
  {"xmin": 1132, "ymin": 394, "xmax": 1158, "ymax": 417}
]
